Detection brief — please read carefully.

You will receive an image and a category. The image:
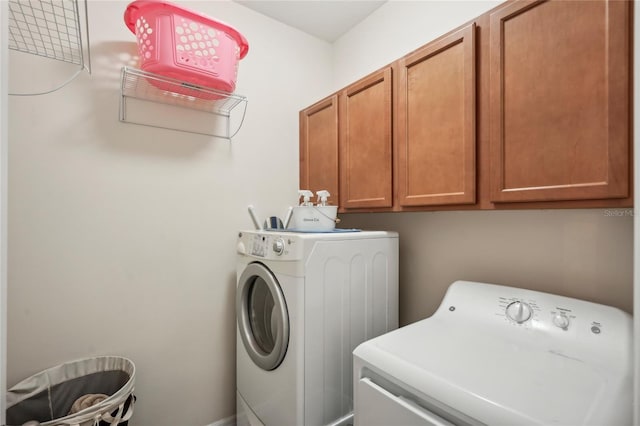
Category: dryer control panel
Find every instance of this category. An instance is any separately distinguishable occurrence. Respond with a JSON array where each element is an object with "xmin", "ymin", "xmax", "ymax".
[
  {"xmin": 494, "ymin": 293, "xmax": 593, "ymax": 334},
  {"xmin": 436, "ymin": 280, "xmax": 632, "ymax": 366}
]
